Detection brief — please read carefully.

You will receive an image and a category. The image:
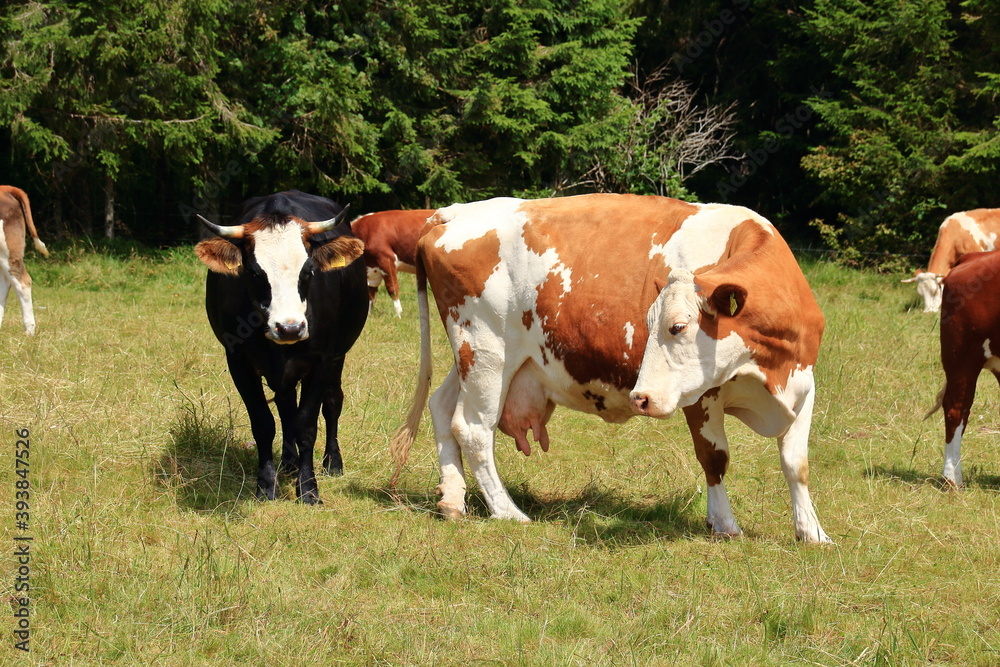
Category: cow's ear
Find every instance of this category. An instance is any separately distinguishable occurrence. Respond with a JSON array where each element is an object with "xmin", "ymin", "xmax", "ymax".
[
  {"xmin": 314, "ymin": 236, "xmax": 364, "ymax": 271},
  {"xmin": 703, "ymin": 283, "xmax": 747, "ymax": 318},
  {"xmin": 195, "ymin": 238, "xmax": 242, "ymax": 275}
]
